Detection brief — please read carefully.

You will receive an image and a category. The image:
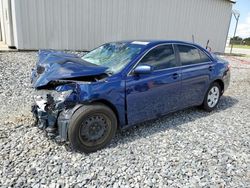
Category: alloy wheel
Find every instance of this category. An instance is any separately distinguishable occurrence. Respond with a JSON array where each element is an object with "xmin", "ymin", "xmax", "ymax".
[{"xmin": 207, "ymin": 86, "xmax": 220, "ymax": 108}]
